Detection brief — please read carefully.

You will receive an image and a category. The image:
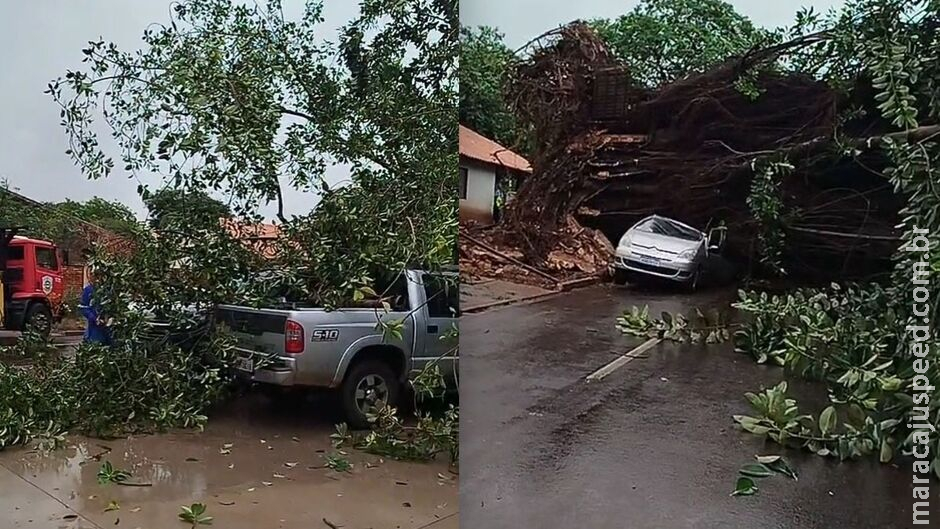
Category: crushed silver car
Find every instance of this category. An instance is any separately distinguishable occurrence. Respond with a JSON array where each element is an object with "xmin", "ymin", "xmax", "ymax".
[{"xmin": 611, "ymin": 215, "xmax": 725, "ymax": 289}]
